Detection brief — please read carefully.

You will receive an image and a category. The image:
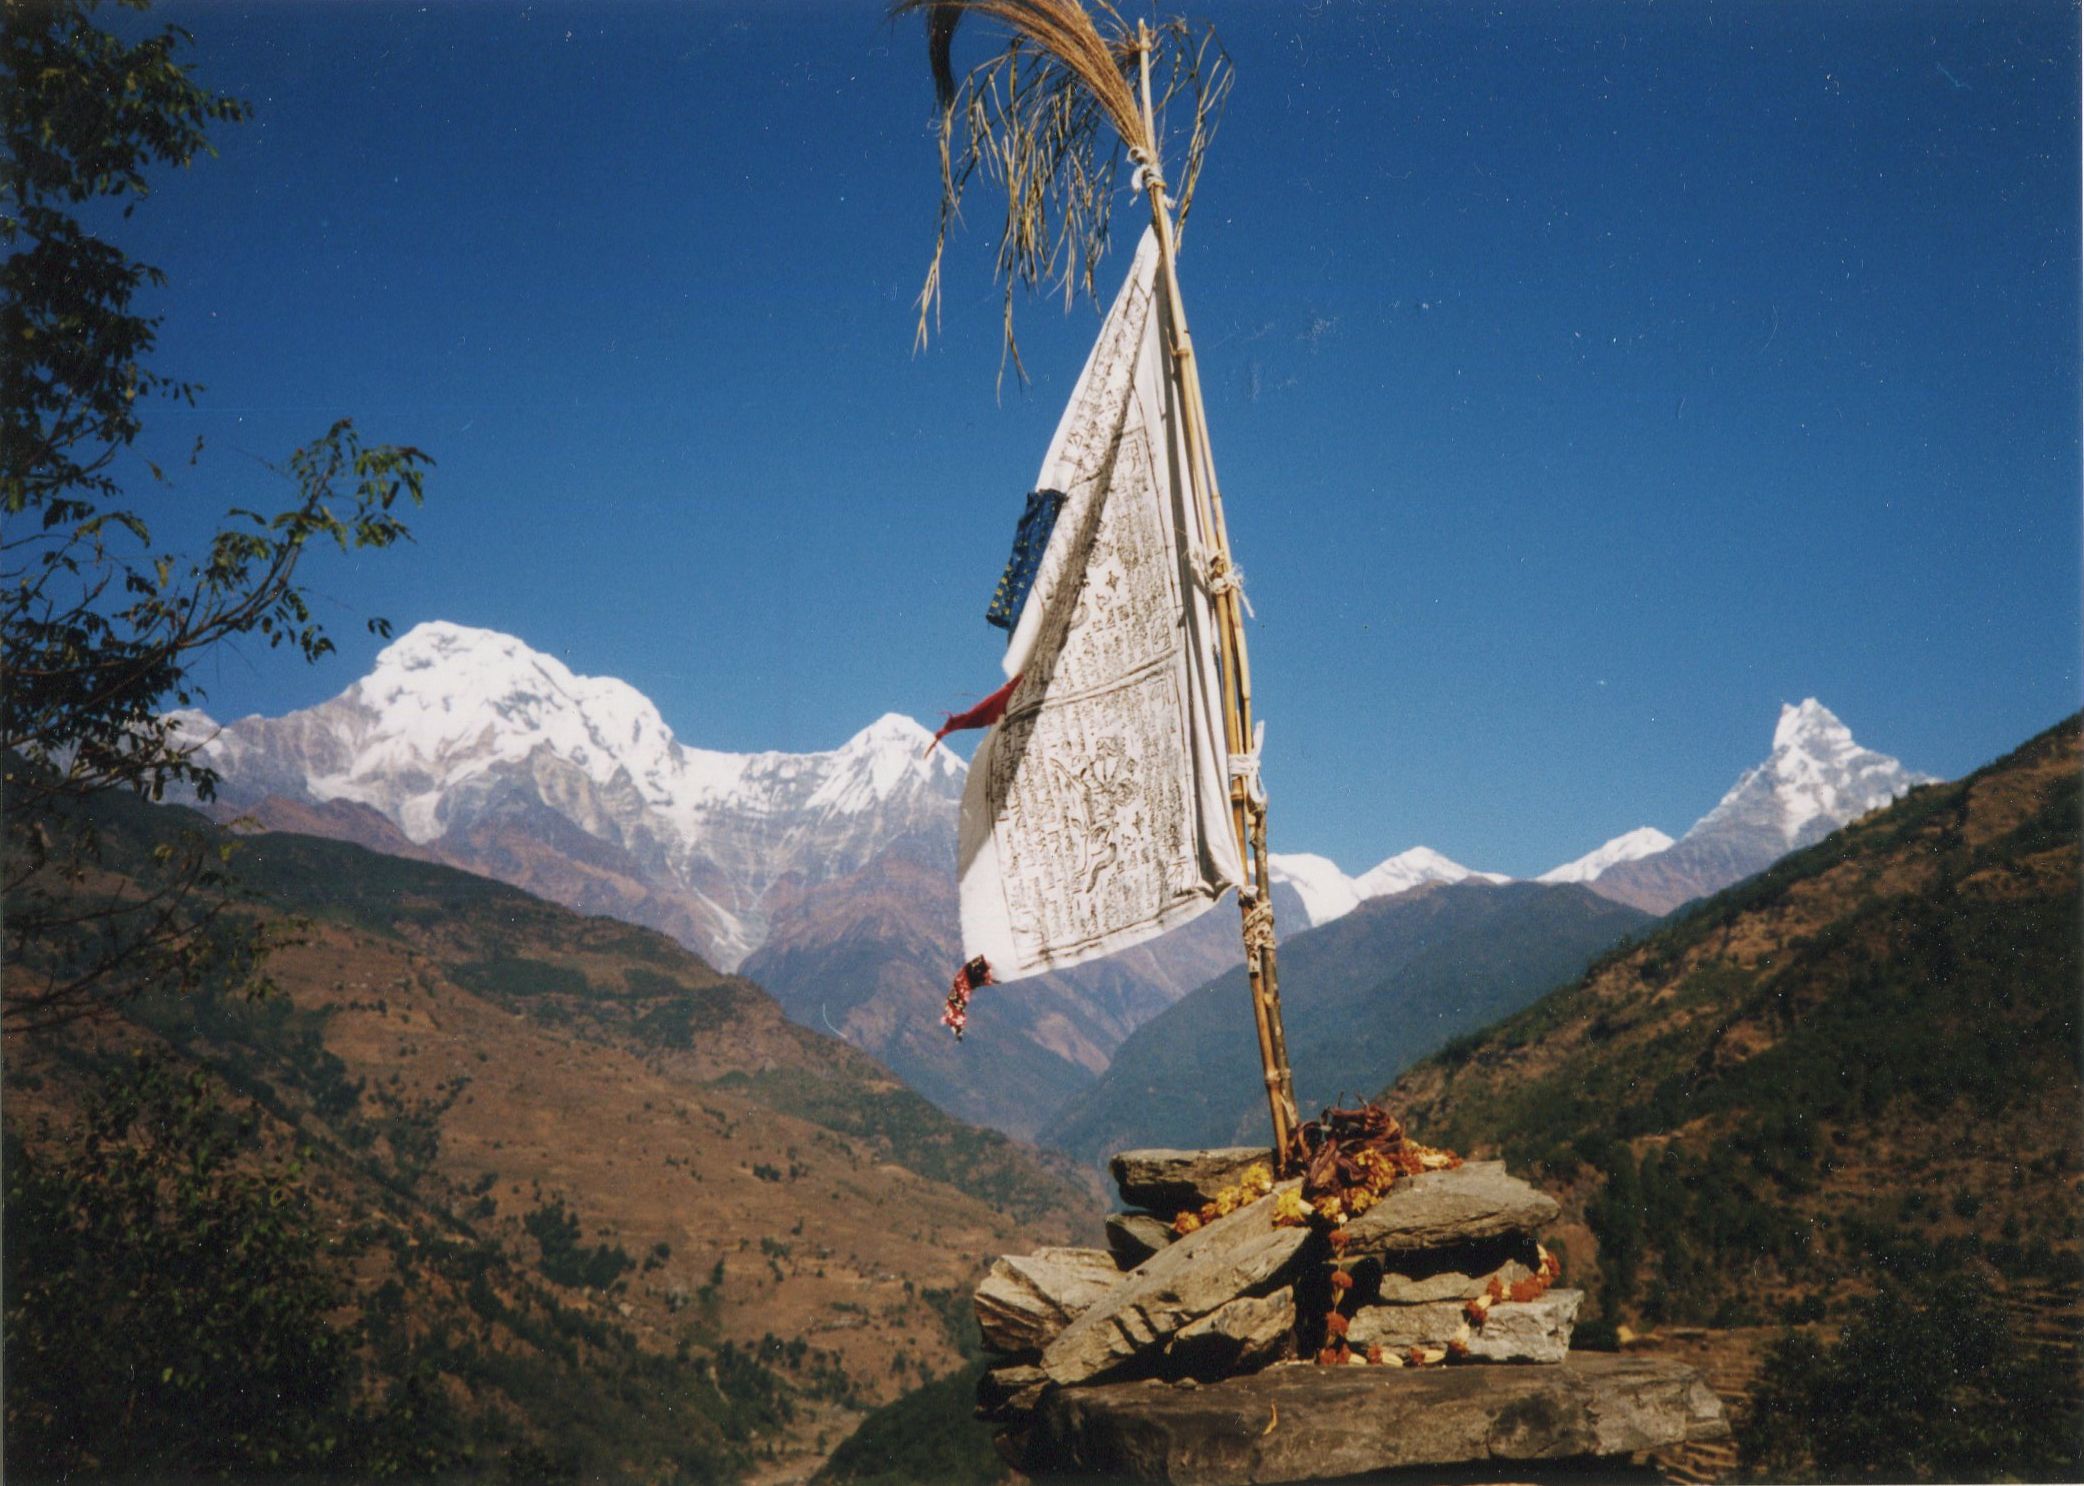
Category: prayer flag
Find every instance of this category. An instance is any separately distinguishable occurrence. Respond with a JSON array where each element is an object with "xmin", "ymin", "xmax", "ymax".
[
  {"xmin": 955, "ymin": 230, "xmax": 1242, "ymax": 984},
  {"xmin": 986, "ymin": 490, "xmax": 1067, "ymax": 632}
]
